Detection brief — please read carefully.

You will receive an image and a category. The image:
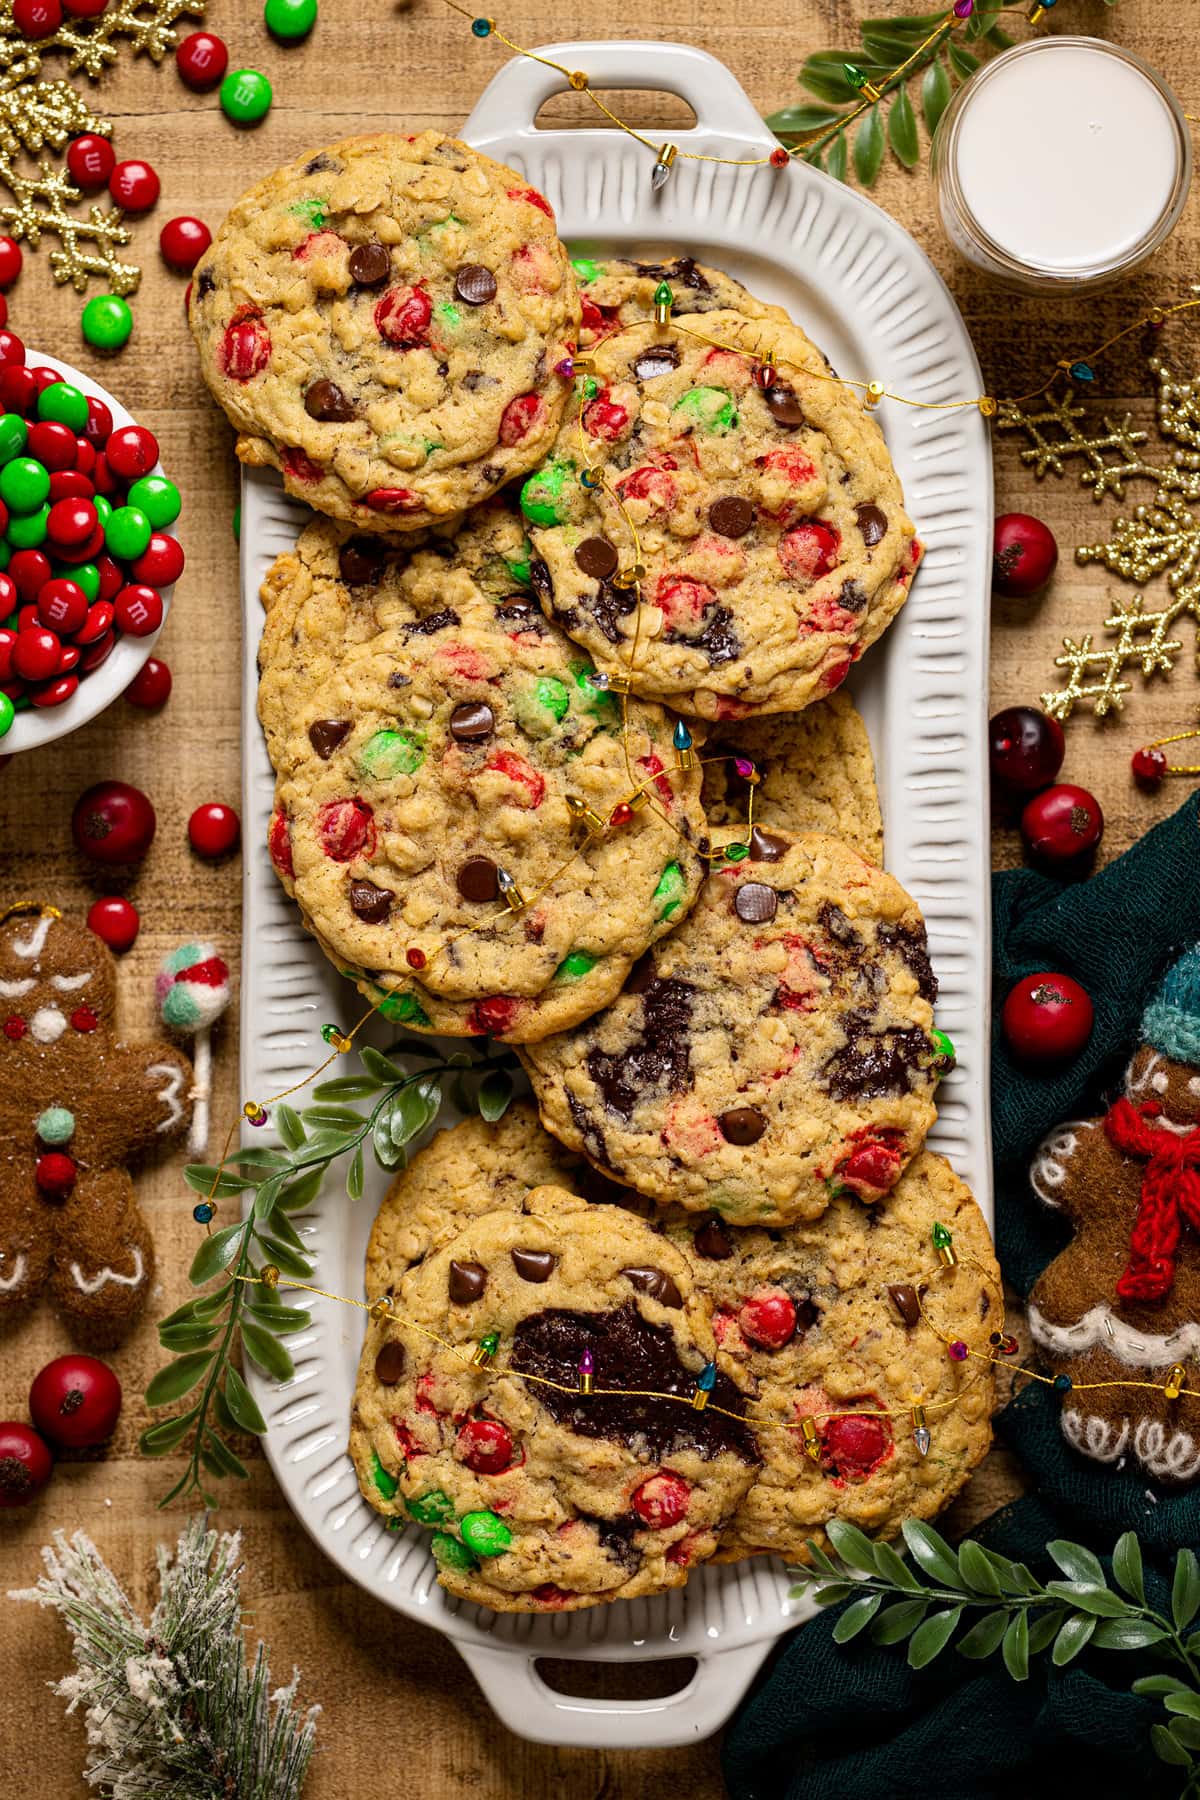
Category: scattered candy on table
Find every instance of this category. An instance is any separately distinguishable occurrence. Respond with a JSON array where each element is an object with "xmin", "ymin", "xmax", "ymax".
[
  {"xmin": 159, "ymin": 217, "xmax": 212, "ymax": 274},
  {"xmin": 156, "ymin": 941, "xmax": 232, "ymax": 1154},
  {"xmin": 176, "ymin": 29, "xmax": 229, "ymax": 91},
  {"xmin": 87, "ymin": 894, "xmax": 139, "ymax": 952},
  {"xmin": 109, "ymin": 159, "xmax": 159, "ymax": 214},
  {"xmin": 81, "ymin": 294, "xmax": 133, "ymax": 350},
  {"xmin": 992, "ymin": 511, "xmax": 1059, "ymax": 599},
  {"xmin": 188, "ymin": 800, "xmax": 241, "ymax": 860},
  {"xmin": 123, "ymin": 653, "xmax": 171, "ymax": 709},
  {"xmin": 265, "ymin": 0, "xmax": 318, "ymax": 40},
  {"xmin": 1020, "ymin": 782, "xmax": 1104, "ymax": 870},
  {"xmin": 1002, "ymin": 971, "xmax": 1095, "ymax": 1066},
  {"xmin": 66, "ymin": 133, "xmax": 116, "ymax": 192},
  {"xmin": 220, "ymin": 67, "xmax": 273, "ymax": 125},
  {"xmin": 29, "ymin": 1354, "xmax": 122, "ymax": 1449},
  {"xmin": 71, "ymin": 779, "xmax": 156, "ymax": 862}
]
